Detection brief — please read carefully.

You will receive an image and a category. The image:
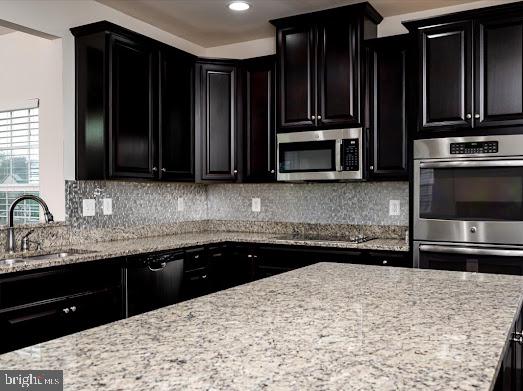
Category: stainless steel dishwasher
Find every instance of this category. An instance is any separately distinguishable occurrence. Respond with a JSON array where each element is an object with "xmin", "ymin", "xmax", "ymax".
[{"xmin": 124, "ymin": 251, "xmax": 184, "ymax": 317}]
